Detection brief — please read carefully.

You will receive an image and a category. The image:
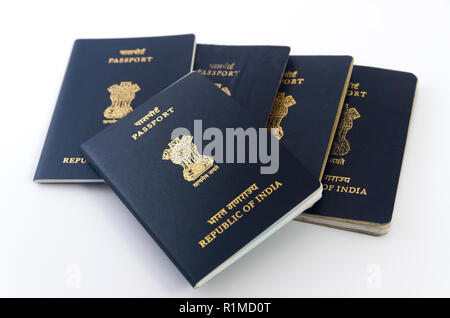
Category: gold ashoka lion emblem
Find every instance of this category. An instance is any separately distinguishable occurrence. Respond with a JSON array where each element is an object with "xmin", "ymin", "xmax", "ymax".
[
  {"xmin": 330, "ymin": 103, "xmax": 361, "ymax": 156},
  {"xmin": 214, "ymin": 83, "xmax": 231, "ymax": 96},
  {"xmin": 162, "ymin": 135, "xmax": 214, "ymax": 181},
  {"xmin": 267, "ymin": 92, "xmax": 296, "ymax": 140},
  {"xmin": 104, "ymin": 81, "xmax": 141, "ymax": 120}
]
